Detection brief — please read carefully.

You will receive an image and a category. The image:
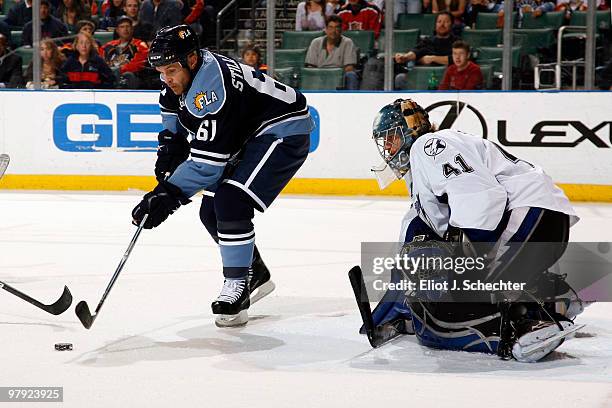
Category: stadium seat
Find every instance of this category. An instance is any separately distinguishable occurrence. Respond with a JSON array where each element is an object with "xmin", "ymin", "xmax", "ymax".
[
  {"xmin": 378, "ymin": 29, "xmax": 420, "ymax": 53},
  {"xmin": 476, "ymin": 46, "xmax": 521, "ymax": 69},
  {"xmin": 2, "ymin": 0, "xmax": 17, "ymax": 15},
  {"xmin": 512, "ymin": 28, "xmax": 555, "ymax": 56},
  {"xmin": 570, "ymin": 11, "xmax": 611, "ymax": 30},
  {"xmin": 400, "ymin": 65, "xmax": 446, "ymax": 90},
  {"xmin": 282, "ymin": 31, "xmax": 324, "ymax": 49},
  {"xmin": 520, "ymin": 11, "xmax": 565, "ymax": 30},
  {"xmin": 478, "ymin": 63, "xmax": 494, "ymax": 89},
  {"xmin": 476, "ymin": 12, "xmax": 518, "ymax": 29},
  {"xmin": 273, "ymin": 67, "xmax": 296, "ymax": 86},
  {"xmin": 15, "ymin": 46, "xmax": 33, "ymax": 71},
  {"xmin": 299, "ymin": 67, "xmax": 344, "ymax": 90},
  {"xmin": 10, "ymin": 30, "xmax": 21, "ymax": 46},
  {"xmin": 93, "ymin": 30, "xmax": 113, "ymax": 45},
  {"xmin": 461, "ymin": 29, "xmax": 502, "ymax": 48},
  {"xmin": 397, "ymin": 13, "xmax": 436, "ymax": 35},
  {"xmin": 343, "ymin": 30, "xmax": 375, "ymax": 57},
  {"xmin": 274, "ymin": 48, "xmax": 307, "ymax": 70}
]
